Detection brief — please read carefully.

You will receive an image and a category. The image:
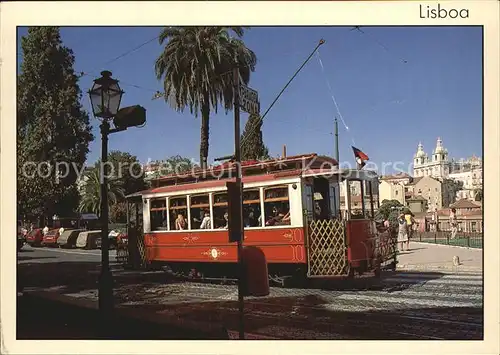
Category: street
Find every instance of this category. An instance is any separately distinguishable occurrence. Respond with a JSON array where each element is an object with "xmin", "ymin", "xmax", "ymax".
[{"xmin": 17, "ymin": 244, "xmax": 483, "ymax": 340}]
